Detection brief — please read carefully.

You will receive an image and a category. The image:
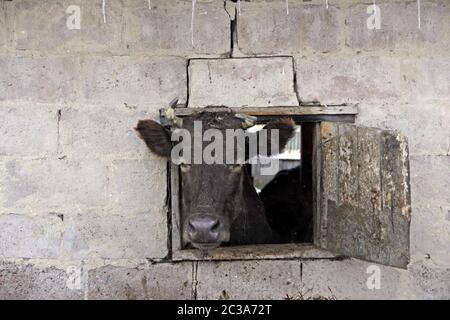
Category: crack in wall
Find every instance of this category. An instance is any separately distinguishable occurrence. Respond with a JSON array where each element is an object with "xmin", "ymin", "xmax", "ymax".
[
  {"xmin": 300, "ymin": 261, "xmax": 303, "ymax": 284},
  {"xmin": 185, "ymin": 59, "xmax": 191, "ymax": 107},
  {"xmin": 165, "ymin": 162, "xmax": 173, "ymax": 261},
  {"xmin": 291, "ymin": 56, "xmax": 302, "ymax": 105},
  {"xmin": 56, "ymin": 109, "xmax": 62, "ymax": 155},
  {"xmin": 223, "ymin": 1, "xmax": 237, "ymax": 57},
  {"xmin": 230, "ymin": 7, "xmax": 238, "ymax": 57},
  {"xmin": 191, "ymin": 261, "xmax": 199, "ymax": 299}
]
